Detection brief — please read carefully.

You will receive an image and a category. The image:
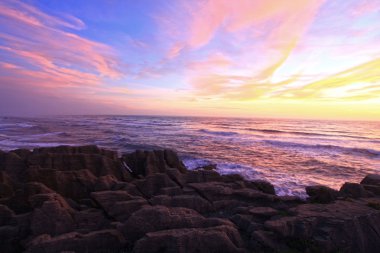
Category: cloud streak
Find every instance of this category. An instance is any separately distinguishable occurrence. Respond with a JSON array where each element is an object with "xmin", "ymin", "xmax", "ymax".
[{"xmin": 0, "ymin": 0, "xmax": 379, "ymax": 119}]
